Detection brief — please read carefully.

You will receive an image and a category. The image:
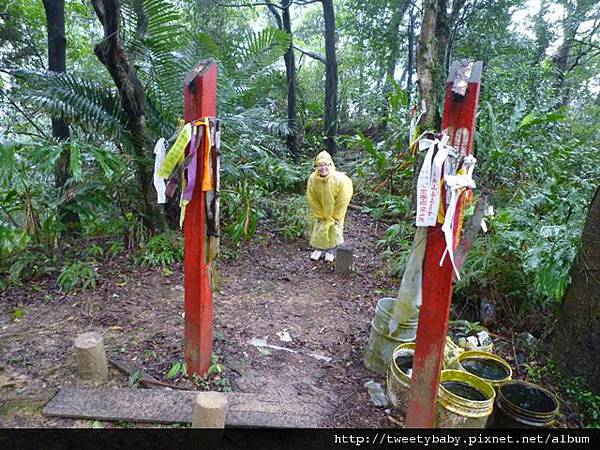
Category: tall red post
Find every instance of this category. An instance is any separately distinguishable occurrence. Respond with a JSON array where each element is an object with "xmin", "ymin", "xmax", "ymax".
[
  {"xmin": 183, "ymin": 61, "xmax": 218, "ymax": 376},
  {"xmin": 405, "ymin": 61, "xmax": 483, "ymax": 428}
]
